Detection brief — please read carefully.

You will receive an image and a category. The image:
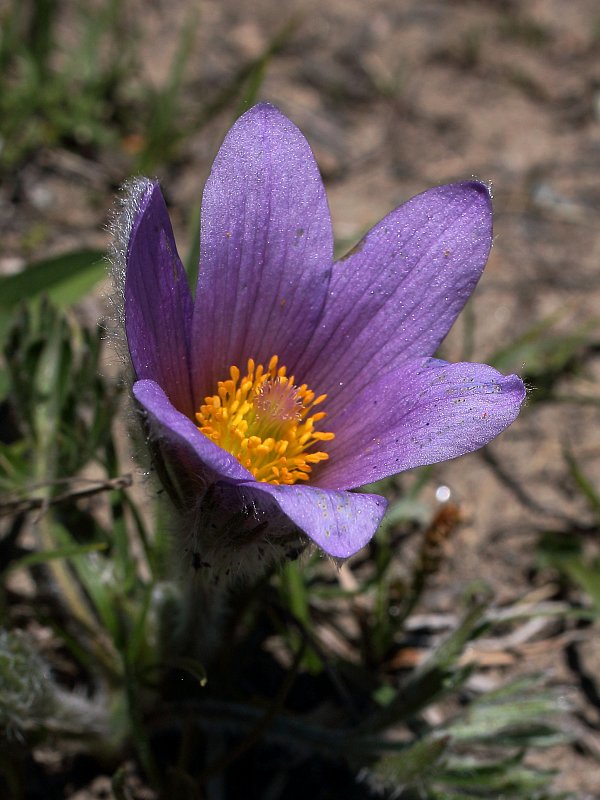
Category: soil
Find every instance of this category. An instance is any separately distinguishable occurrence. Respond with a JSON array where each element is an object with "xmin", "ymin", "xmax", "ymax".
[{"xmin": 2, "ymin": 0, "xmax": 600, "ymax": 797}]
